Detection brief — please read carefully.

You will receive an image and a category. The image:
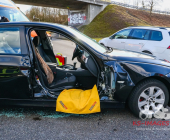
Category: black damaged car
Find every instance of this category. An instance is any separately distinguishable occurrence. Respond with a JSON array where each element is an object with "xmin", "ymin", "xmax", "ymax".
[{"xmin": 0, "ymin": 22, "xmax": 170, "ymax": 117}]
